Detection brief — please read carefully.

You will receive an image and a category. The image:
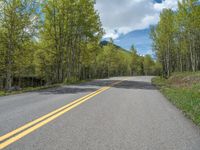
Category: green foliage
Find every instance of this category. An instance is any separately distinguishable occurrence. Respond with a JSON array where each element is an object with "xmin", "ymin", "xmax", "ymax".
[
  {"xmin": 152, "ymin": 72, "xmax": 200, "ymax": 126},
  {"xmin": 152, "ymin": 77, "xmax": 167, "ymax": 87},
  {"xmin": 0, "ymin": 0, "xmax": 39, "ymax": 89},
  {"xmin": 151, "ymin": 9, "xmax": 175, "ymax": 77},
  {"xmin": 143, "ymin": 55, "xmax": 155, "ymax": 75},
  {"xmin": 164, "ymin": 88, "xmax": 200, "ymax": 126},
  {"xmin": 0, "ymin": 0, "xmax": 160, "ymax": 91},
  {"xmin": 64, "ymin": 76, "xmax": 79, "ymax": 84},
  {"xmin": 151, "ymin": 0, "xmax": 200, "ymax": 77},
  {"xmin": 35, "ymin": 0, "xmax": 103, "ymax": 83},
  {"xmin": 96, "ymin": 42, "xmax": 132, "ymax": 78}
]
